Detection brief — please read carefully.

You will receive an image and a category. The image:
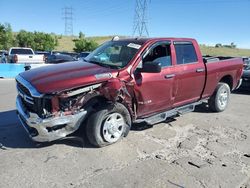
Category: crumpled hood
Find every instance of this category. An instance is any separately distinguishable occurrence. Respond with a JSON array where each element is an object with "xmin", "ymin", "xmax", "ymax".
[{"xmin": 20, "ymin": 61, "xmax": 117, "ymax": 93}]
